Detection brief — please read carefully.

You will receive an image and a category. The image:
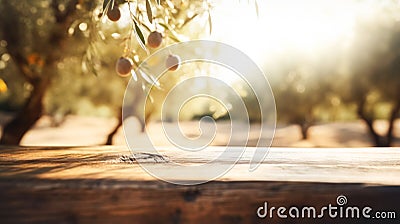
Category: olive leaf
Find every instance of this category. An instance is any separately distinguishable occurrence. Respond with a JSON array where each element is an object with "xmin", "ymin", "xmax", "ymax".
[
  {"xmin": 146, "ymin": 0, "xmax": 153, "ymax": 24},
  {"xmin": 82, "ymin": 54, "xmax": 99, "ymax": 76},
  {"xmin": 179, "ymin": 13, "xmax": 199, "ymax": 28},
  {"xmin": 139, "ymin": 69, "xmax": 158, "ymax": 87},
  {"xmin": 158, "ymin": 23, "xmax": 182, "ymax": 42},
  {"xmin": 102, "ymin": 0, "xmax": 114, "ymax": 12},
  {"xmin": 102, "ymin": 0, "xmax": 110, "ymax": 12},
  {"xmin": 255, "ymin": 0, "xmax": 259, "ymax": 18},
  {"xmin": 131, "ymin": 70, "xmax": 138, "ymax": 81},
  {"xmin": 208, "ymin": 10, "xmax": 212, "ymax": 35},
  {"xmin": 134, "ymin": 21, "xmax": 147, "ymax": 51}
]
